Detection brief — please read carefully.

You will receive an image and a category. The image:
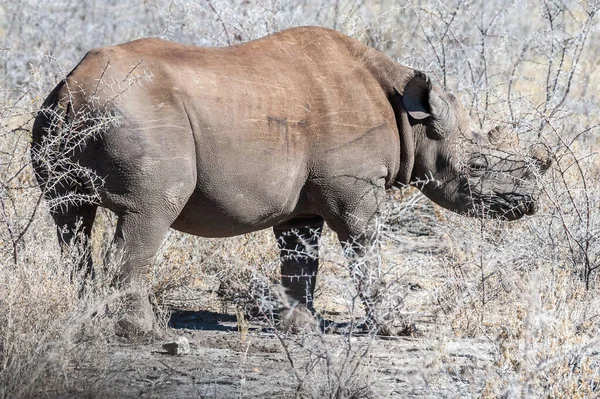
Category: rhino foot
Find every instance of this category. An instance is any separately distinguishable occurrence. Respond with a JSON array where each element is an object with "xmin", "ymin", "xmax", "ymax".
[
  {"xmin": 277, "ymin": 304, "xmax": 320, "ymax": 334},
  {"xmin": 373, "ymin": 322, "xmax": 419, "ymax": 338},
  {"xmin": 359, "ymin": 316, "xmax": 419, "ymax": 338},
  {"xmin": 320, "ymin": 319, "xmax": 418, "ymax": 337},
  {"xmin": 116, "ymin": 291, "xmax": 161, "ymax": 340}
]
